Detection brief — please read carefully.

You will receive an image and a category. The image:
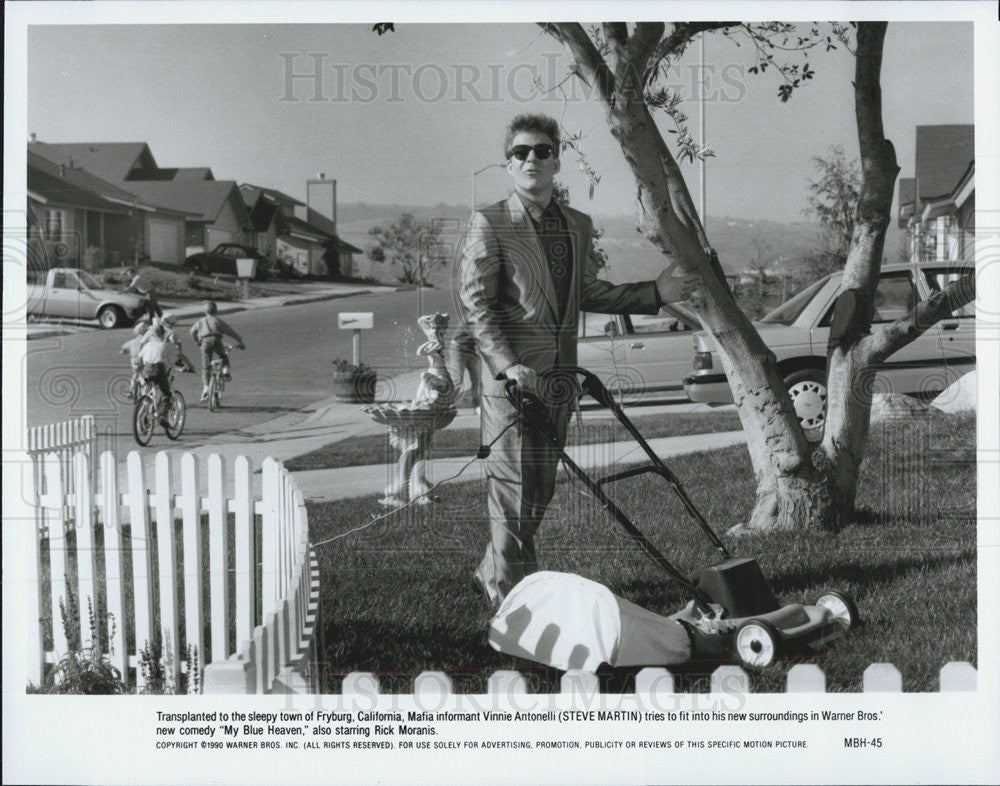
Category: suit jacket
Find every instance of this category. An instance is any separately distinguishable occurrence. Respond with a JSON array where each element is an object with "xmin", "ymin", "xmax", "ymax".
[{"xmin": 458, "ymin": 193, "xmax": 661, "ymax": 397}]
